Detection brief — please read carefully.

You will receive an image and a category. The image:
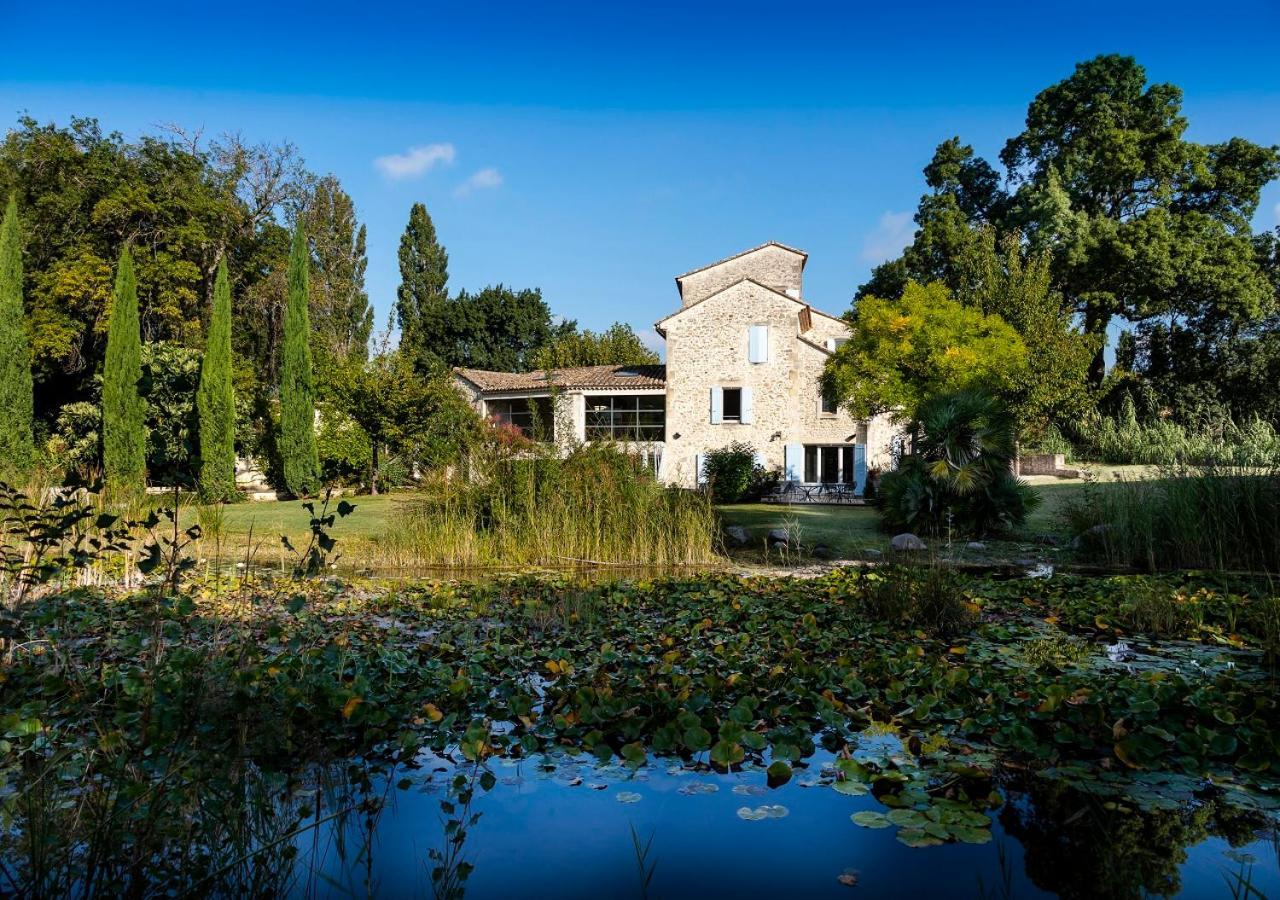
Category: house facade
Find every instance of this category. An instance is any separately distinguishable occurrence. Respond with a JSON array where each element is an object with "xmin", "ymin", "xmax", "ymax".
[{"xmin": 453, "ymin": 242, "xmax": 900, "ymax": 493}]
